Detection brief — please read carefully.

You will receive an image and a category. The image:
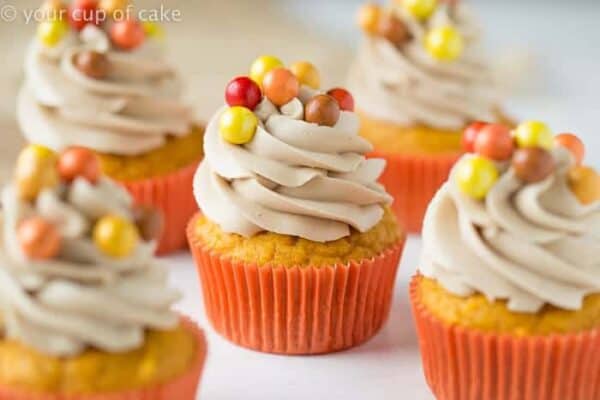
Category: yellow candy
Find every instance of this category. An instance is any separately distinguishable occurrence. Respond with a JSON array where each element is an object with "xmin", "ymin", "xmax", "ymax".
[
  {"xmin": 250, "ymin": 55, "xmax": 283, "ymax": 86},
  {"xmin": 514, "ymin": 120, "xmax": 554, "ymax": 150},
  {"xmin": 402, "ymin": 0, "xmax": 438, "ymax": 20},
  {"xmin": 219, "ymin": 107, "xmax": 259, "ymax": 145},
  {"xmin": 357, "ymin": 3, "xmax": 381, "ymax": 35},
  {"xmin": 568, "ymin": 166, "xmax": 600, "ymax": 205},
  {"xmin": 142, "ymin": 21, "xmax": 165, "ymax": 40},
  {"xmin": 37, "ymin": 19, "xmax": 69, "ymax": 48},
  {"xmin": 15, "ymin": 145, "xmax": 59, "ymax": 201},
  {"xmin": 289, "ymin": 61, "xmax": 320, "ymax": 90},
  {"xmin": 93, "ymin": 215, "xmax": 140, "ymax": 259},
  {"xmin": 99, "ymin": 0, "xmax": 128, "ymax": 16},
  {"xmin": 425, "ymin": 25, "xmax": 464, "ymax": 62},
  {"xmin": 455, "ymin": 155, "xmax": 499, "ymax": 200}
]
